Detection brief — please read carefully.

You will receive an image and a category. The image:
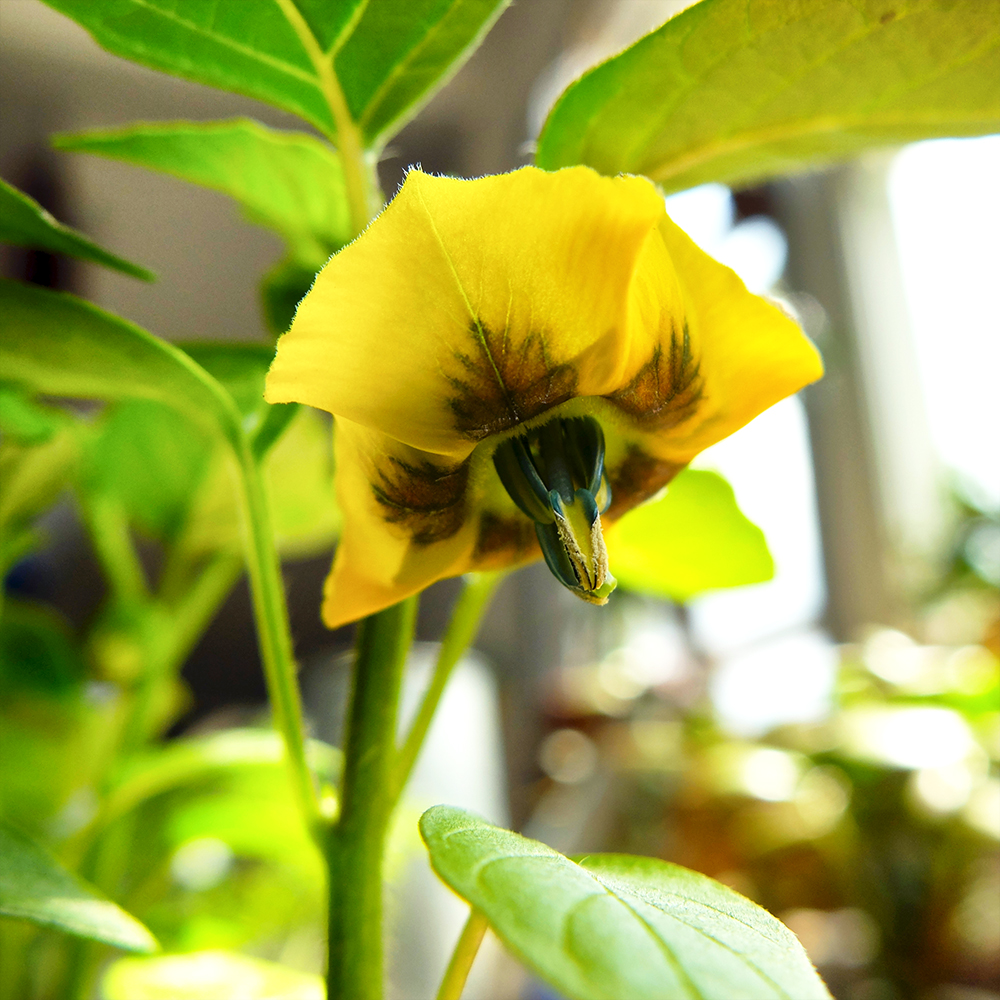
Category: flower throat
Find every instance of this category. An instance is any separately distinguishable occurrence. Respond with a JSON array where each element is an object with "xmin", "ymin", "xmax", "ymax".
[{"xmin": 493, "ymin": 416, "xmax": 616, "ymax": 605}]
